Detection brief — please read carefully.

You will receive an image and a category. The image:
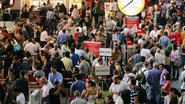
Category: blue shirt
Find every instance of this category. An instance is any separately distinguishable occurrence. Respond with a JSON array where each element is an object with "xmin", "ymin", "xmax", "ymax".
[
  {"xmin": 70, "ymin": 80, "xmax": 85, "ymax": 93},
  {"xmin": 70, "ymin": 53, "xmax": 79, "ymax": 68},
  {"xmin": 48, "ymin": 72, "xmax": 63, "ymax": 85},
  {"xmin": 57, "ymin": 32, "xmax": 68, "ymax": 45},
  {"xmin": 159, "ymin": 36, "xmax": 170, "ymax": 49},
  {"xmin": 118, "ymin": 33, "xmax": 125, "ymax": 43},
  {"xmin": 147, "ymin": 68, "xmax": 161, "ymax": 86}
]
